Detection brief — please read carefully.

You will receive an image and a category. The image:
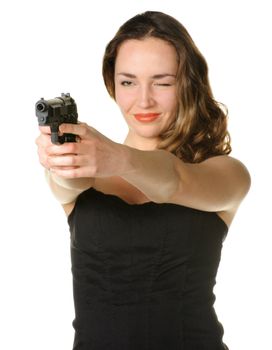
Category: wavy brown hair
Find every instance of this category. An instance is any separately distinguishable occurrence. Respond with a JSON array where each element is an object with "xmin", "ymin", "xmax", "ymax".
[{"xmin": 102, "ymin": 11, "xmax": 231, "ymax": 163}]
